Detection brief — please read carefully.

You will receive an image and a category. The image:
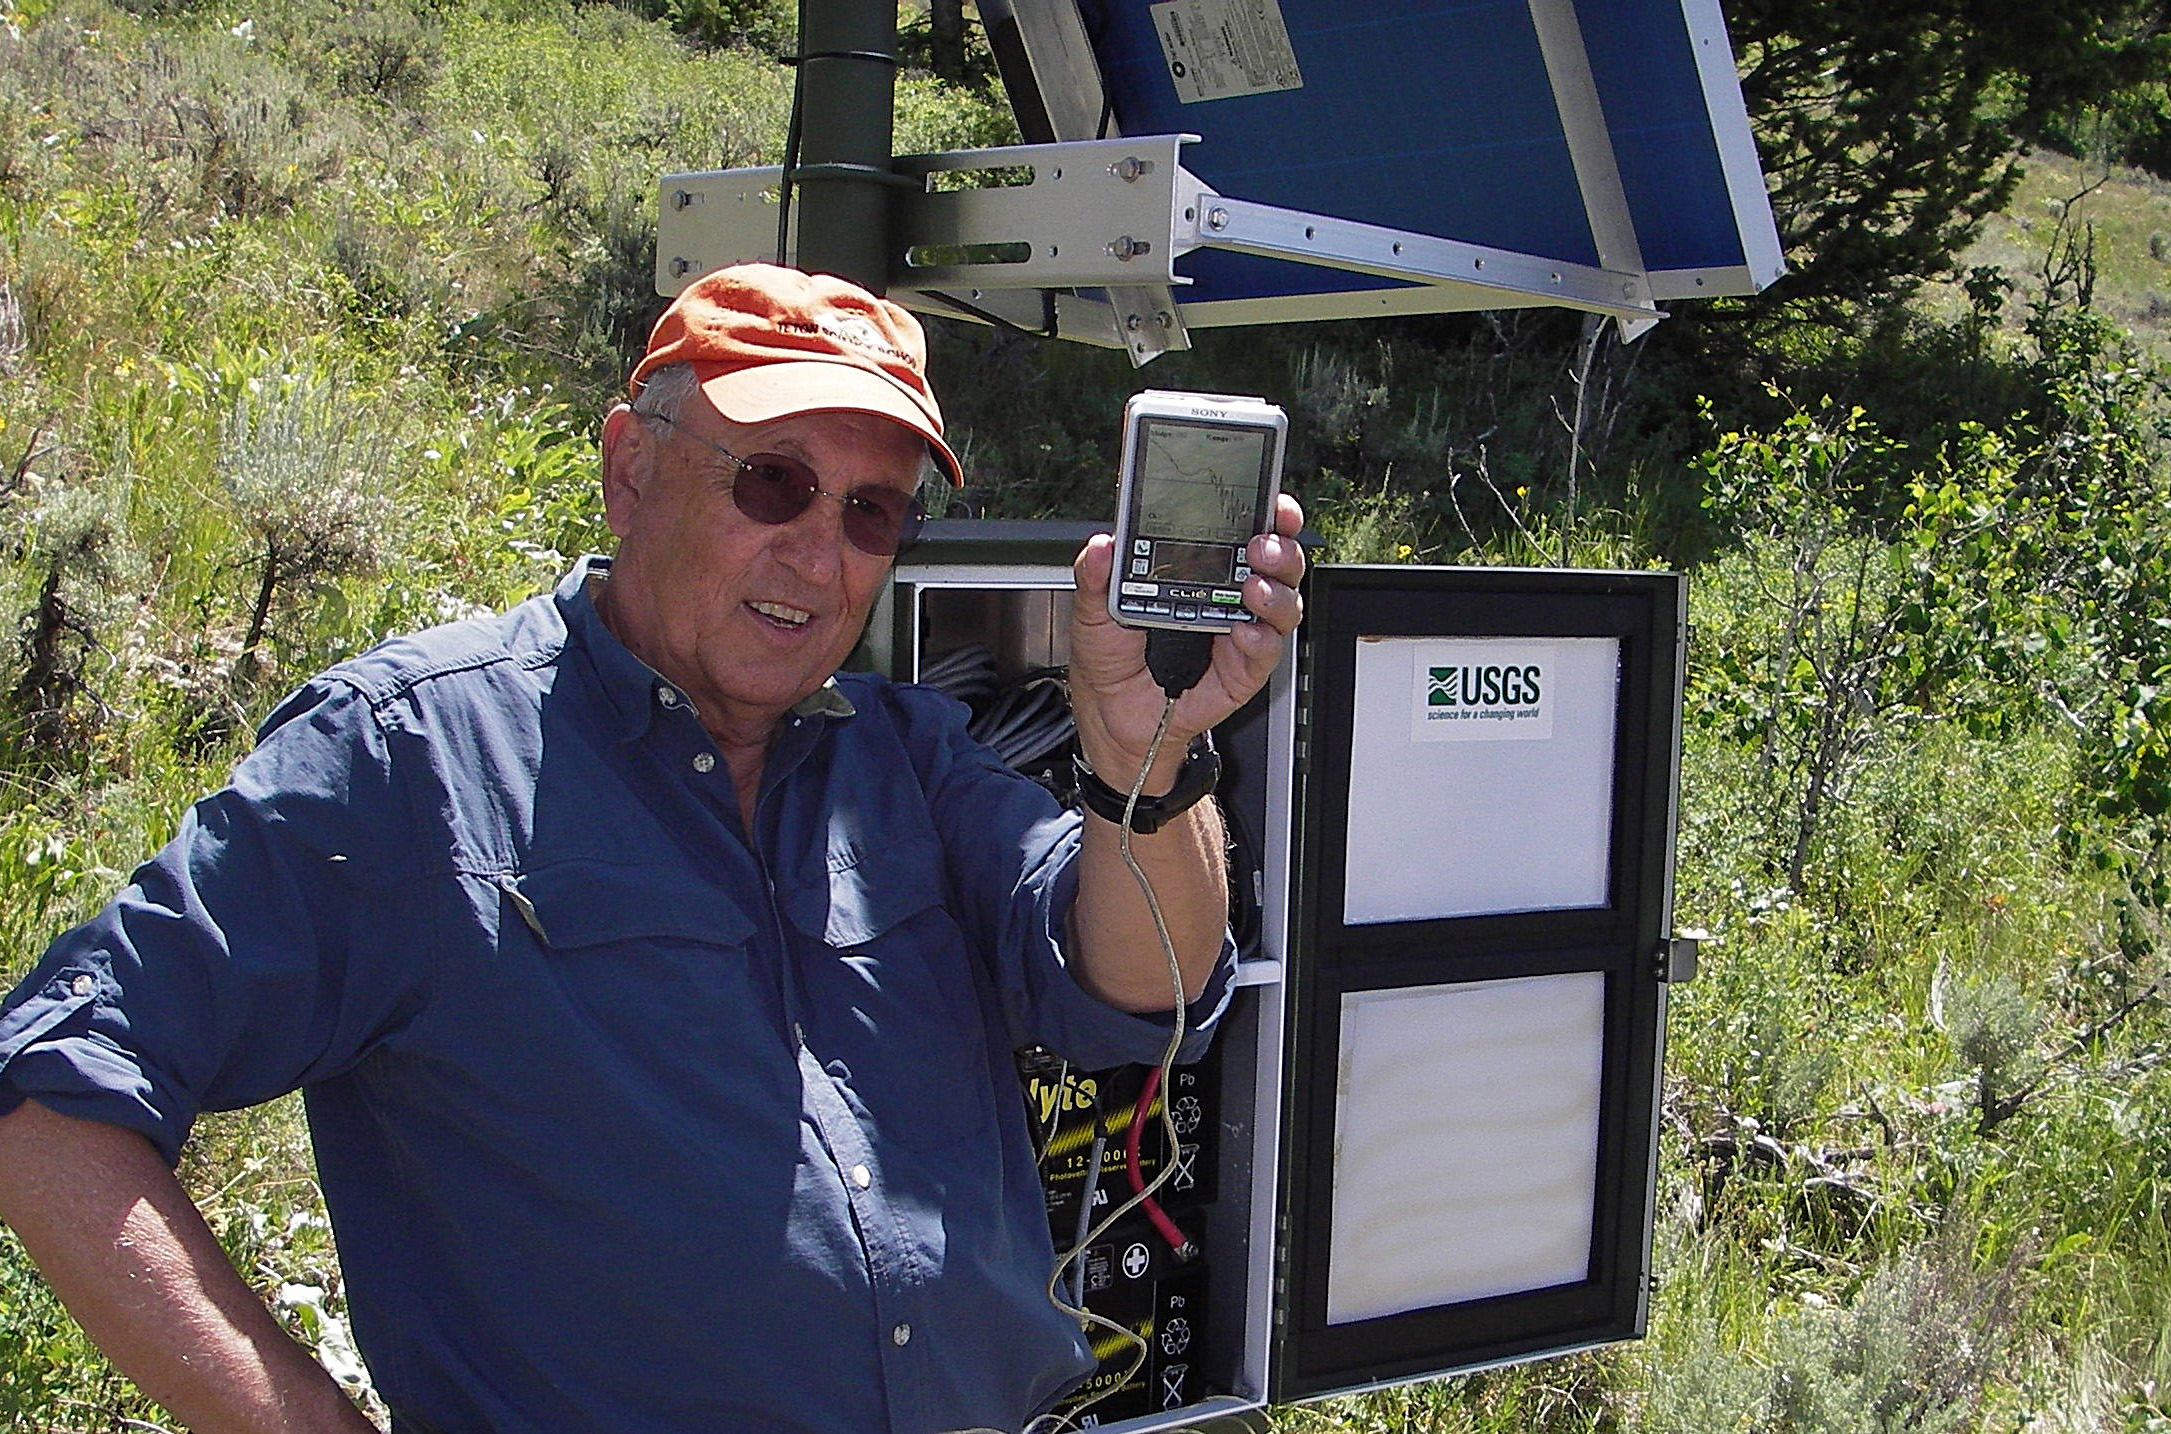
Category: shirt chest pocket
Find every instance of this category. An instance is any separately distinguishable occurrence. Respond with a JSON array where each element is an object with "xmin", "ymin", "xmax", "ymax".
[
  {"xmin": 499, "ymin": 861, "xmax": 788, "ymax": 1084},
  {"xmin": 781, "ymin": 838, "xmax": 998, "ymax": 1154}
]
